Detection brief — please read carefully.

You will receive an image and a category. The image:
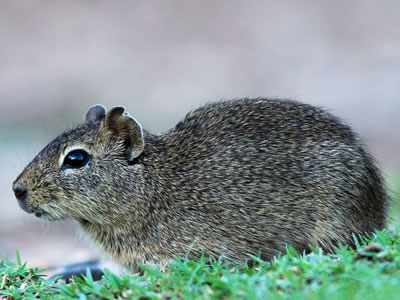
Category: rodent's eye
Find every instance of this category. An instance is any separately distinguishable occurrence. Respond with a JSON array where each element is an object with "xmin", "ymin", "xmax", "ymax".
[{"xmin": 63, "ymin": 149, "xmax": 90, "ymax": 169}]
